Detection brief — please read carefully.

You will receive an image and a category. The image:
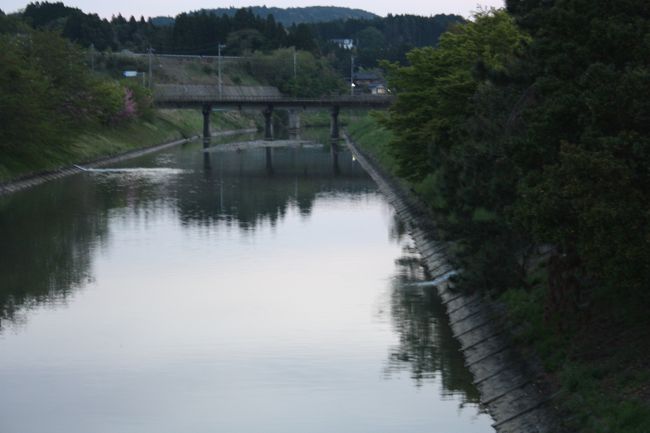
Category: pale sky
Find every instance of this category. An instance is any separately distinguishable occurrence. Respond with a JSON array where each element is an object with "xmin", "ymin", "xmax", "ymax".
[{"xmin": 3, "ymin": 0, "xmax": 505, "ymax": 20}]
